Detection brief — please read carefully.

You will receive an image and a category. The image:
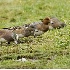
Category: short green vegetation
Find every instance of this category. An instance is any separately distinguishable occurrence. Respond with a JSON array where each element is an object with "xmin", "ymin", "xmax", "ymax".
[{"xmin": 0, "ymin": 0, "xmax": 70, "ymax": 69}]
